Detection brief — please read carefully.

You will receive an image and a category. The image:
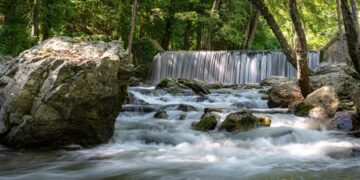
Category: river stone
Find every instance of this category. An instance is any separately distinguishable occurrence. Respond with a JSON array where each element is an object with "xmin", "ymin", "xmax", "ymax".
[
  {"xmin": 267, "ymin": 82, "xmax": 303, "ymax": 108},
  {"xmin": 332, "ymin": 111, "xmax": 353, "ymax": 131},
  {"xmin": 206, "ymin": 82, "xmax": 223, "ymax": 89},
  {"xmin": 304, "ymin": 86, "xmax": 339, "ymax": 117},
  {"xmin": 260, "ymin": 76, "xmax": 294, "ymax": 86},
  {"xmin": 219, "ymin": 111, "xmax": 271, "ymax": 132},
  {"xmin": 155, "ymin": 78, "xmax": 184, "ymax": 94},
  {"xmin": 0, "ymin": 36, "xmax": 133, "ymax": 148},
  {"xmin": 177, "ymin": 104, "xmax": 197, "ymax": 112},
  {"xmin": 154, "ymin": 111, "xmax": 168, "ymax": 119},
  {"xmin": 192, "ymin": 112, "xmax": 220, "ymax": 131},
  {"xmin": 178, "ymin": 79, "xmax": 210, "ymax": 95}
]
